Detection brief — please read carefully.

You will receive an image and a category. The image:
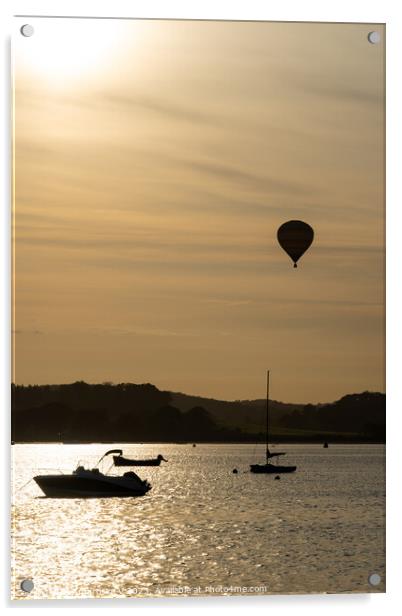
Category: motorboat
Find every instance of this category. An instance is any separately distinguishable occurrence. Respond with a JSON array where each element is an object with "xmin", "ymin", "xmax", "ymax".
[
  {"xmin": 33, "ymin": 449, "xmax": 151, "ymax": 497},
  {"xmin": 113, "ymin": 451, "xmax": 168, "ymax": 467},
  {"xmin": 250, "ymin": 371, "xmax": 297, "ymax": 474}
]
